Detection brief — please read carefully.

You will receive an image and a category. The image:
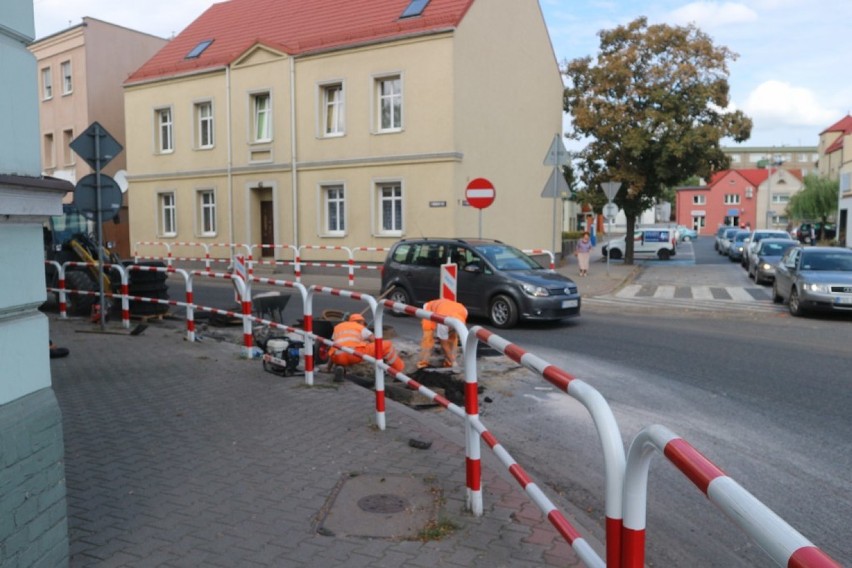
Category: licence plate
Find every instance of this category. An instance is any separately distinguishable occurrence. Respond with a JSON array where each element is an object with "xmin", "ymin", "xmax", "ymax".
[
  {"xmin": 834, "ymin": 296, "xmax": 852, "ymax": 305},
  {"xmin": 562, "ymin": 299, "xmax": 578, "ymax": 308}
]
